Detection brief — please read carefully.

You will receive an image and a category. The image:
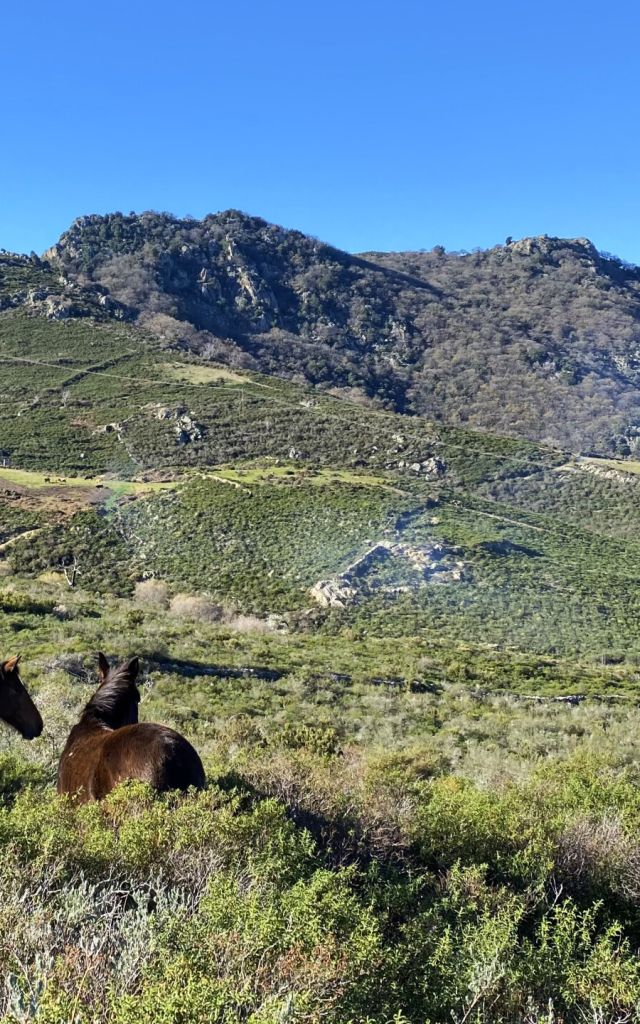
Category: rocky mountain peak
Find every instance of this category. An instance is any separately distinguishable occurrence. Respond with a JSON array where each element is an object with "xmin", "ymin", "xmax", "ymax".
[{"xmin": 4, "ymin": 211, "xmax": 640, "ymax": 456}]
